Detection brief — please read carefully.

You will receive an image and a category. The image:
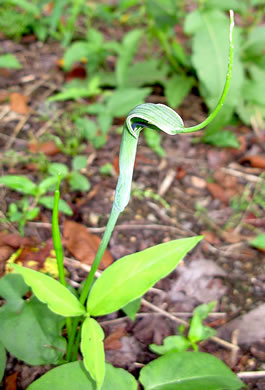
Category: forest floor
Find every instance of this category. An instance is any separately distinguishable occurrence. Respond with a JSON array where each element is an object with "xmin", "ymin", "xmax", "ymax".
[{"xmin": 0, "ymin": 32, "xmax": 265, "ymax": 389}]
